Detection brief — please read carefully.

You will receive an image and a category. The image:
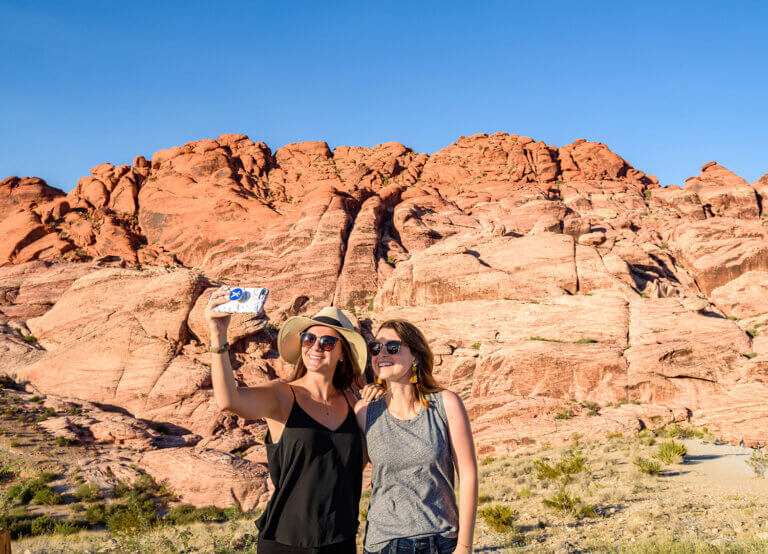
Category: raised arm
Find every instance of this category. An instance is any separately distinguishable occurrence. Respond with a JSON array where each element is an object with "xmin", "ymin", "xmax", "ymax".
[
  {"xmin": 205, "ymin": 288, "xmax": 289, "ymax": 422},
  {"xmin": 443, "ymin": 390, "xmax": 478, "ymax": 554}
]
